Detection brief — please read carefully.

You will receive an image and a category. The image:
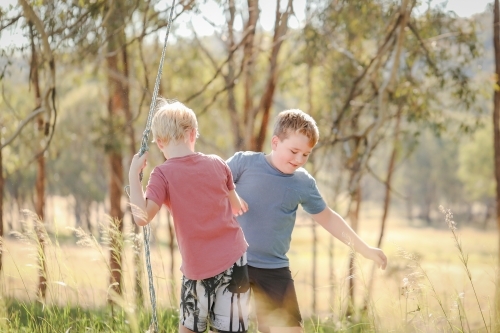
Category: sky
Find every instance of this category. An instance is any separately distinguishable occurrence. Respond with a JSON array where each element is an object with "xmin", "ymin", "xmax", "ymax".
[
  {"xmin": 419, "ymin": 0, "xmax": 491, "ymax": 17},
  {"xmin": 0, "ymin": 0, "xmax": 494, "ymax": 48},
  {"xmin": 171, "ymin": 0, "xmax": 493, "ymax": 36}
]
